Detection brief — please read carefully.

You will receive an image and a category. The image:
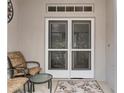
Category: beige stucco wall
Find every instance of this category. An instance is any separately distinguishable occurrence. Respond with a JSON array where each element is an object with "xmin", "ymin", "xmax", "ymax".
[
  {"xmin": 8, "ymin": 0, "xmax": 19, "ymax": 51},
  {"xmin": 106, "ymin": 0, "xmax": 117, "ymax": 92},
  {"xmin": 16, "ymin": 0, "xmax": 106, "ymax": 81}
]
